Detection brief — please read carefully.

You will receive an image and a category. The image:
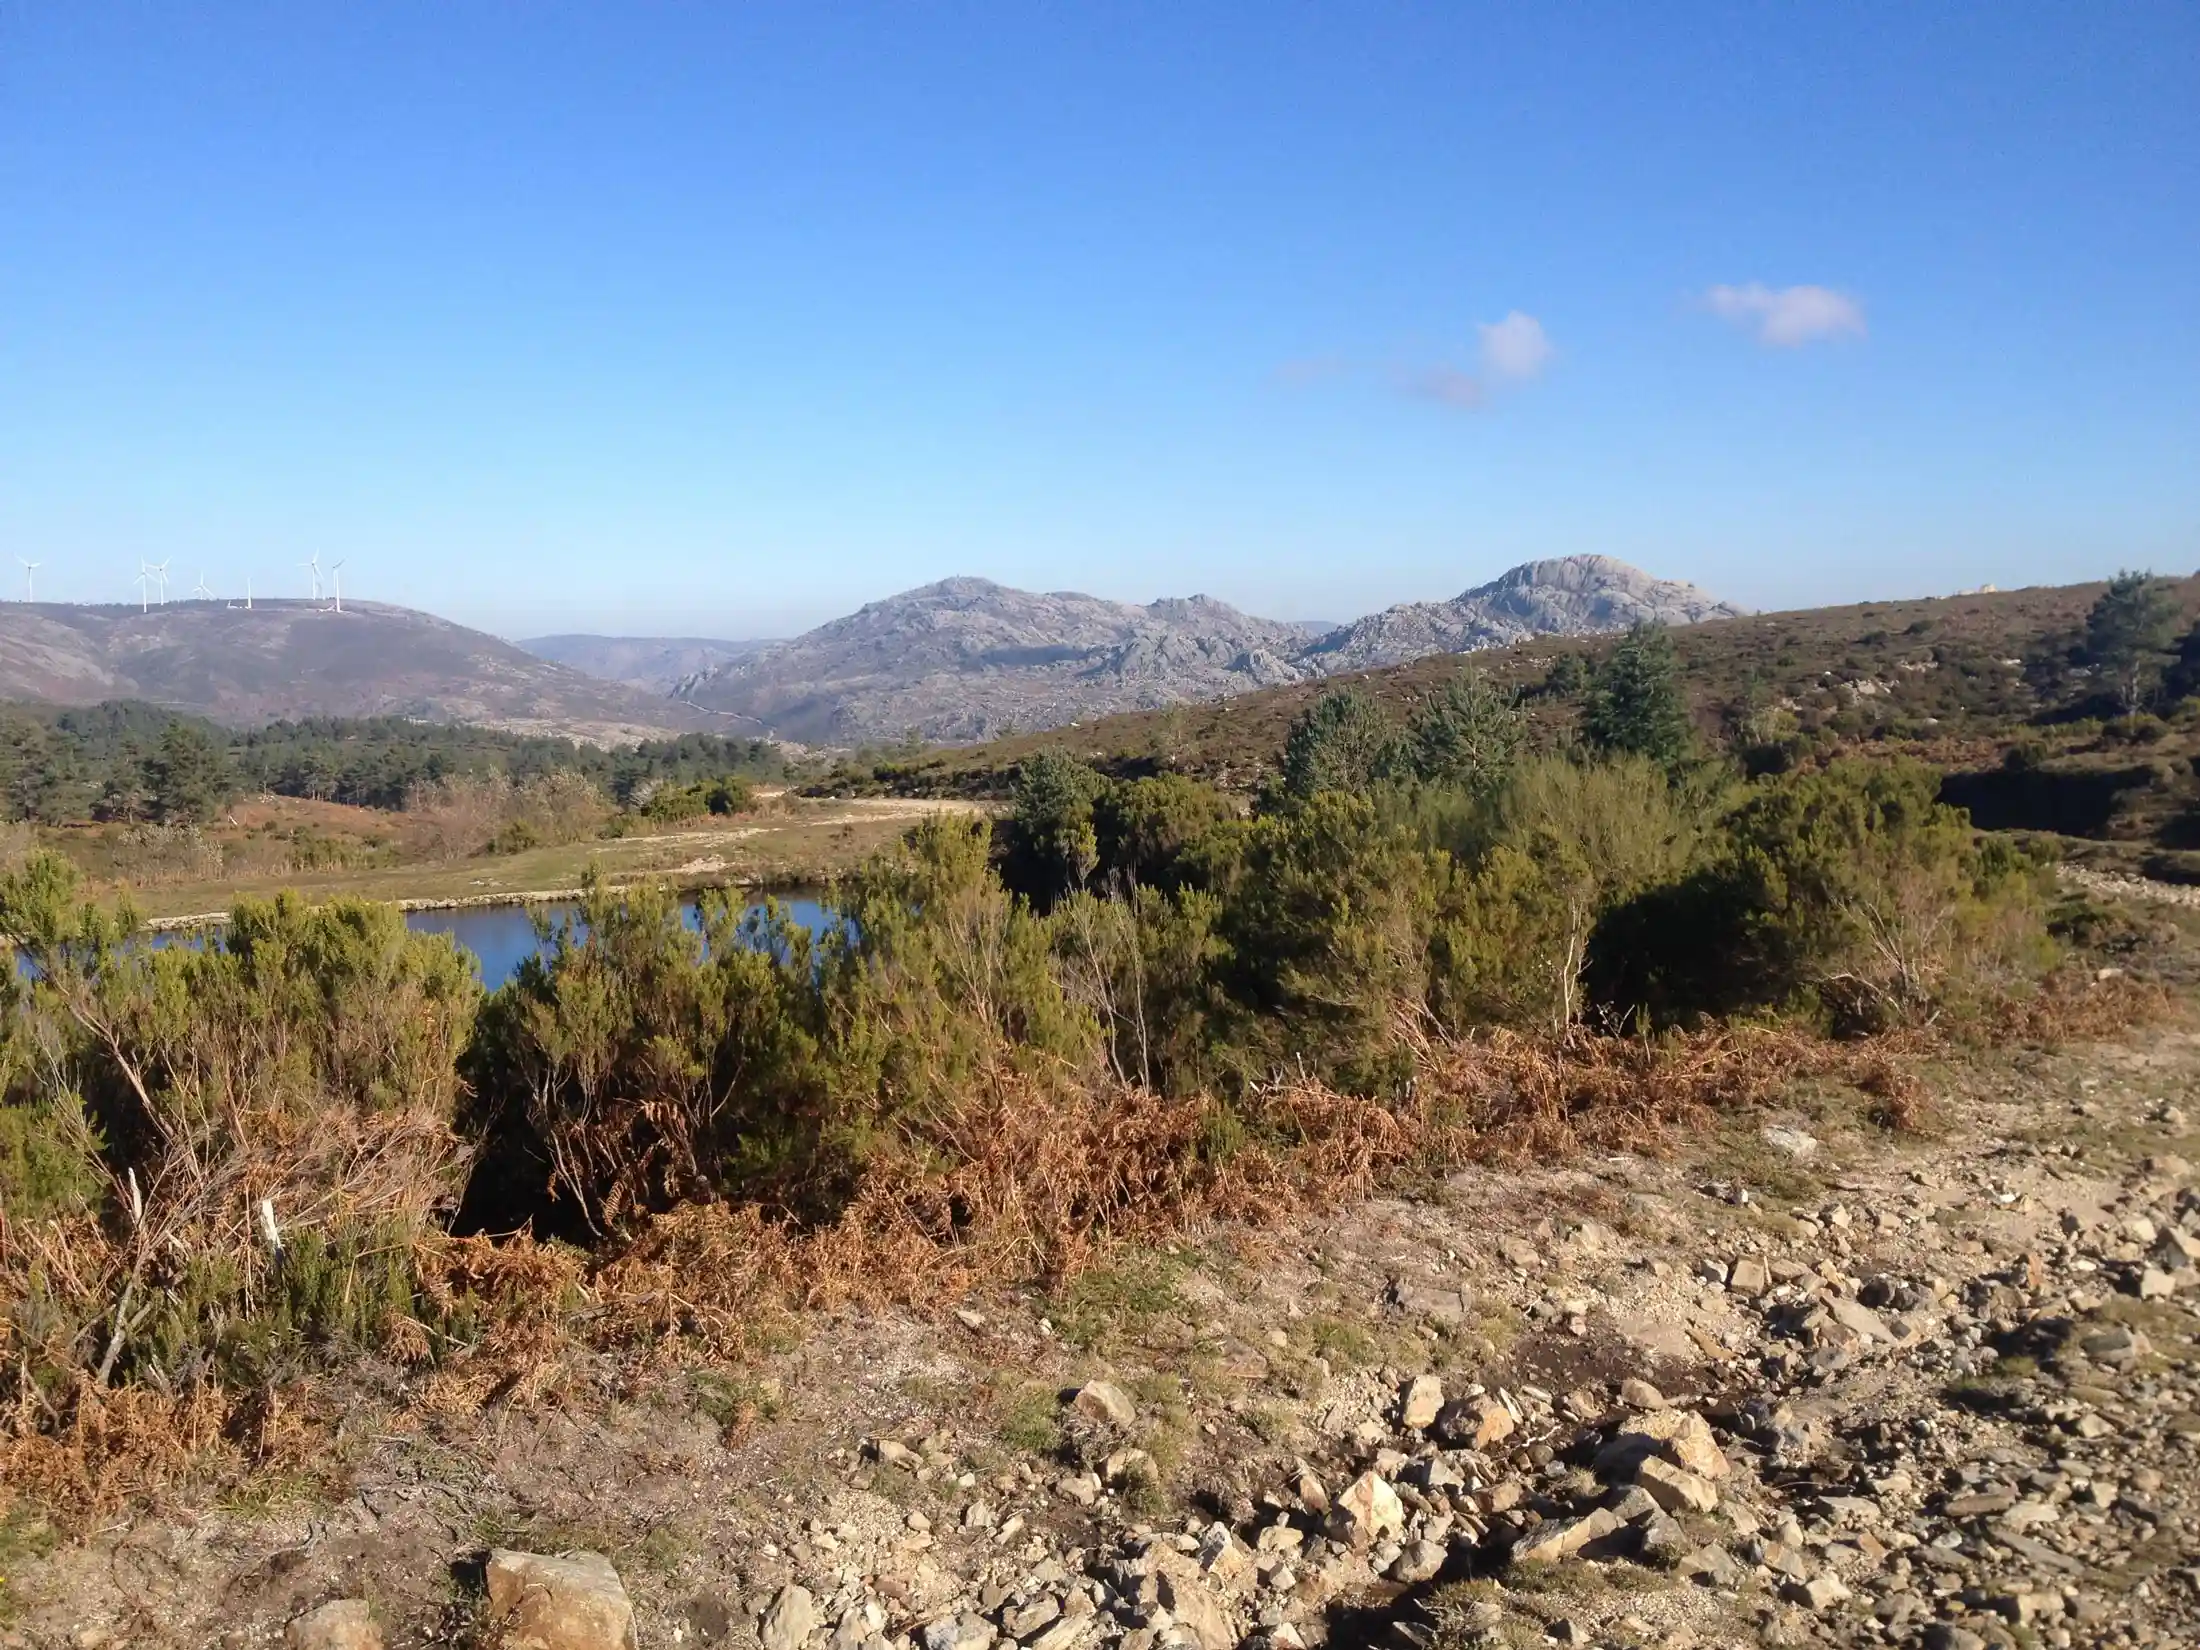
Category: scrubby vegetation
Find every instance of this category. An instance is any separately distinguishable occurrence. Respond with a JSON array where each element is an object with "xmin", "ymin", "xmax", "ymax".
[
  {"xmin": 822, "ymin": 571, "xmax": 2200, "ymax": 884},
  {"xmin": 3, "ymin": 634, "xmax": 2120, "ymax": 1508},
  {"xmin": 9, "ymin": 583, "xmax": 2197, "ymax": 1516}
]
